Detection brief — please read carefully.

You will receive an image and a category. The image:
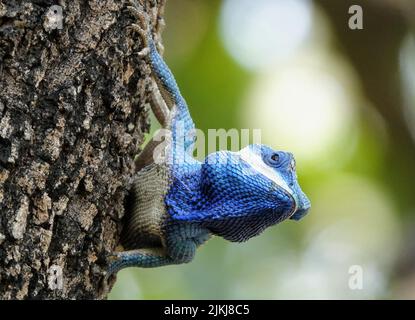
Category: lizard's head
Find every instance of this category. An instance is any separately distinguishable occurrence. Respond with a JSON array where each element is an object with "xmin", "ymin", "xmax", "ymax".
[
  {"xmin": 237, "ymin": 144, "xmax": 311, "ymax": 221},
  {"xmin": 194, "ymin": 144, "xmax": 311, "ymax": 241}
]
